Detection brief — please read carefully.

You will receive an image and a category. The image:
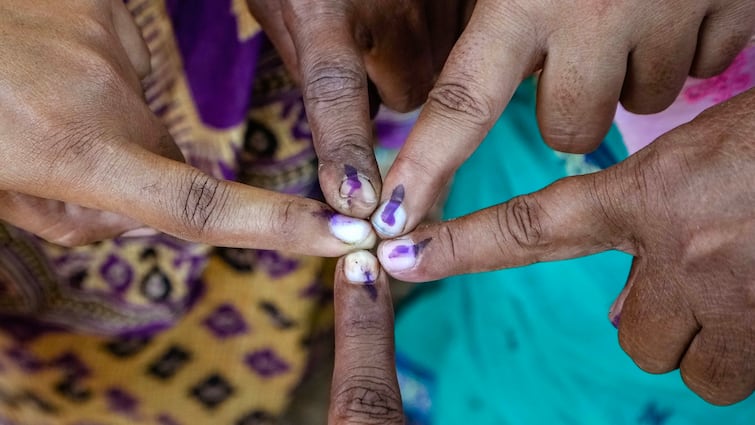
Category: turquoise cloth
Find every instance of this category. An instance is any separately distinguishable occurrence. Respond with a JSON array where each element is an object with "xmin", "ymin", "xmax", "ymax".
[{"xmin": 395, "ymin": 80, "xmax": 755, "ymax": 424}]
